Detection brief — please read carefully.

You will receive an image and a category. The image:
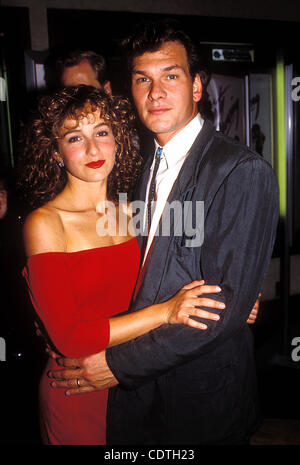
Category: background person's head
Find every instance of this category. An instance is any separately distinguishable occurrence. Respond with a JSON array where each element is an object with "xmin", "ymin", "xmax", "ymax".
[
  {"xmin": 55, "ymin": 50, "xmax": 112, "ymax": 94},
  {"xmin": 0, "ymin": 168, "xmax": 19, "ymax": 221},
  {"xmin": 0, "ymin": 175, "xmax": 8, "ymax": 220},
  {"xmin": 18, "ymin": 86, "xmax": 141, "ymax": 209}
]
